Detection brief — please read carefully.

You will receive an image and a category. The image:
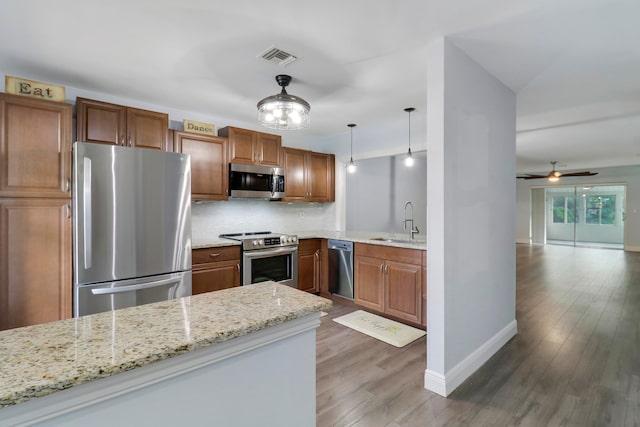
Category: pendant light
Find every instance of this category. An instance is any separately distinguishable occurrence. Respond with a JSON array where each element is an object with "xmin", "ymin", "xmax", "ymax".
[
  {"xmin": 404, "ymin": 107, "xmax": 415, "ymax": 167},
  {"xmin": 257, "ymin": 75, "xmax": 310, "ymax": 130},
  {"xmin": 347, "ymin": 124, "xmax": 357, "ymax": 174}
]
